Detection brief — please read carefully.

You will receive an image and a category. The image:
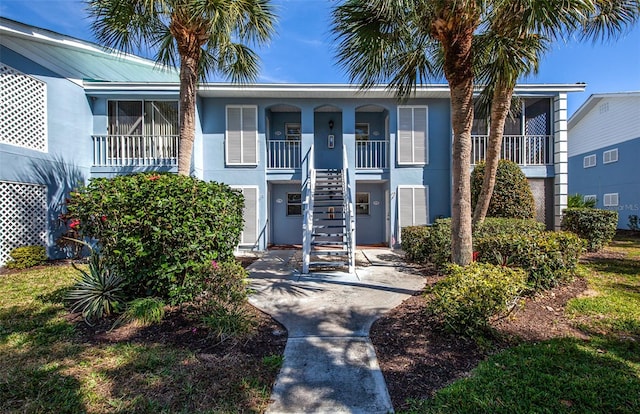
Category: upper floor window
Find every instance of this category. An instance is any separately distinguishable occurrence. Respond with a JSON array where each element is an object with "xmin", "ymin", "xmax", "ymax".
[
  {"xmin": 0, "ymin": 64, "xmax": 47, "ymax": 152},
  {"xmin": 285, "ymin": 123, "xmax": 301, "ymax": 141},
  {"xmin": 398, "ymin": 106, "xmax": 428, "ymax": 165},
  {"xmin": 108, "ymin": 100, "xmax": 178, "ymax": 136},
  {"xmin": 226, "ymin": 105, "xmax": 258, "ymax": 165},
  {"xmin": 472, "ymin": 98, "xmax": 551, "ymax": 136},
  {"xmin": 603, "ymin": 148, "xmax": 618, "ymax": 164},
  {"xmin": 356, "ymin": 123, "xmax": 370, "ymax": 141},
  {"xmin": 583, "ymin": 154, "xmax": 597, "ymax": 168}
]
